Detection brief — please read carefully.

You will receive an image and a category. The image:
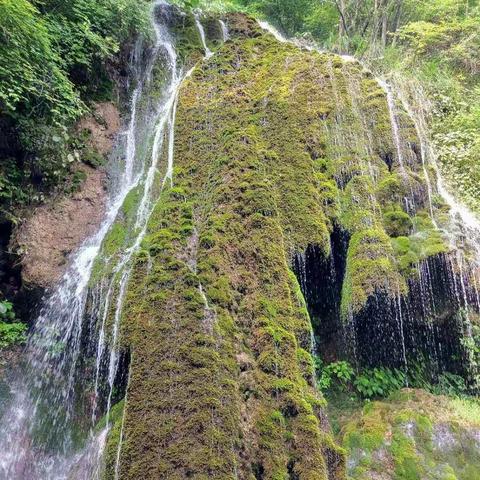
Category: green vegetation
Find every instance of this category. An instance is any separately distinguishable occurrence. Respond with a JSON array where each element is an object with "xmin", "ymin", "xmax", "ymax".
[
  {"xmin": 337, "ymin": 389, "xmax": 480, "ymax": 479},
  {"xmin": 1, "ymin": 0, "xmax": 478, "ymax": 476},
  {"xmin": 317, "ymin": 359, "xmax": 407, "ymax": 400},
  {"xmin": 317, "ymin": 358, "xmax": 471, "ymax": 402},
  {"xmin": 114, "ymin": 18, "xmax": 350, "ymax": 479},
  {"xmin": 0, "ymin": 300, "xmax": 26, "ymax": 349},
  {"xmin": 223, "ymin": 0, "xmax": 480, "ymax": 213},
  {"xmin": 102, "ymin": 17, "xmax": 463, "ymax": 475},
  {"xmin": 0, "ymin": 0, "xmax": 150, "ymax": 221}
]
